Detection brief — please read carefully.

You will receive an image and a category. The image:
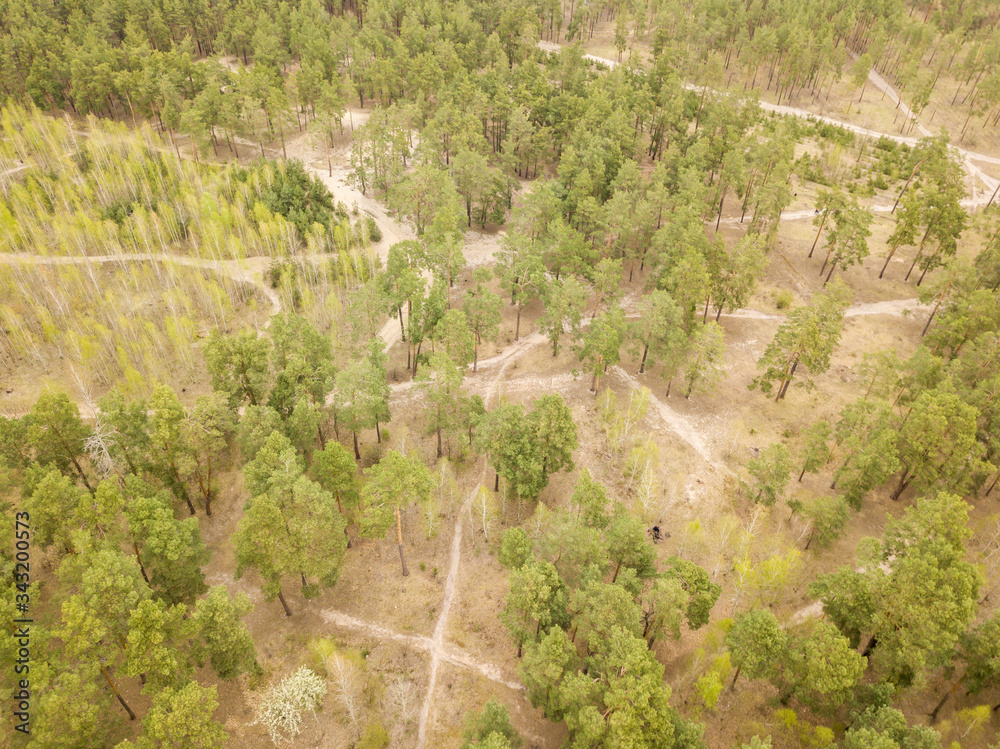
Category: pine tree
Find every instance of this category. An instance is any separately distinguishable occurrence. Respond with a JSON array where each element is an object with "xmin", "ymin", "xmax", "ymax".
[
  {"xmin": 191, "ymin": 586, "xmax": 261, "ymax": 680},
  {"xmin": 751, "ymin": 280, "xmax": 851, "ymax": 400},
  {"xmin": 359, "ymin": 450, "xmax": 434, "ymax": 576},
  {"xmin": 234, "ymin": 474, "xmax": 347, "ymax": 615}
]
